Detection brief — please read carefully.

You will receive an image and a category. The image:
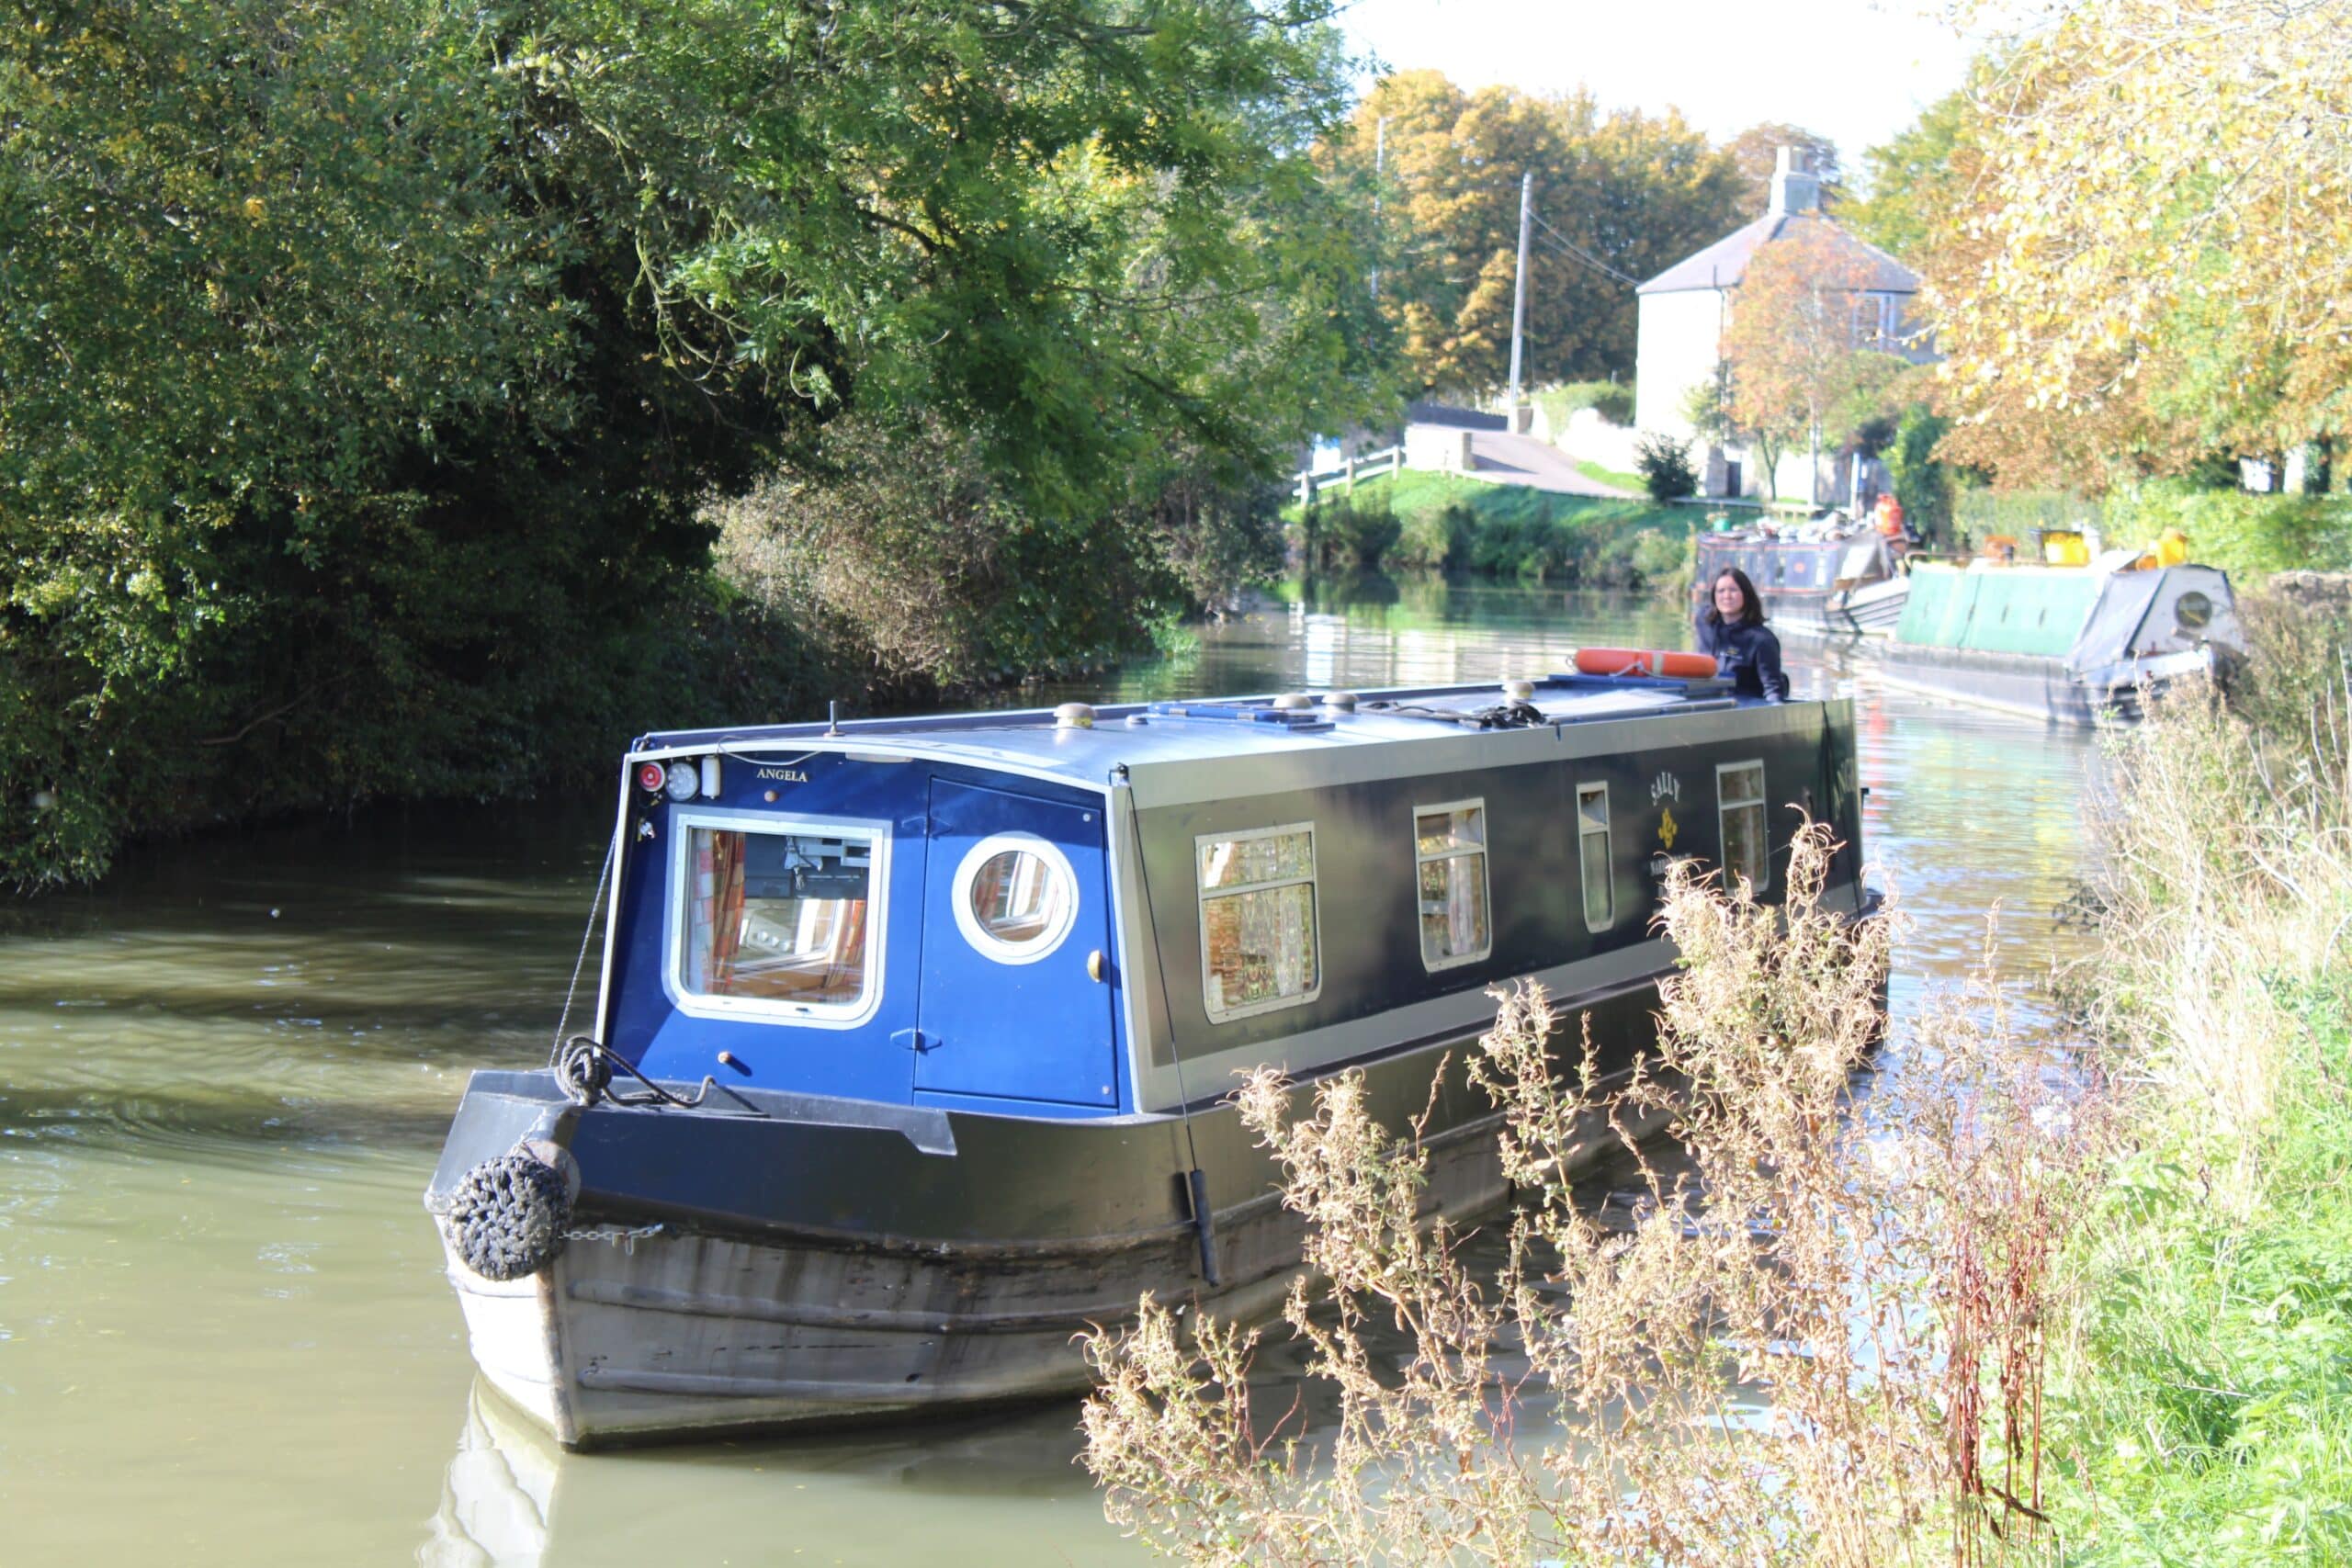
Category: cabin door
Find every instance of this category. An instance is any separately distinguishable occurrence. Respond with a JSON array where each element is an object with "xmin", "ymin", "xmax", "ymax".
[{"xmin": 914, "ymin": 781, "xmax": 1117, "ymax": 1107}]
